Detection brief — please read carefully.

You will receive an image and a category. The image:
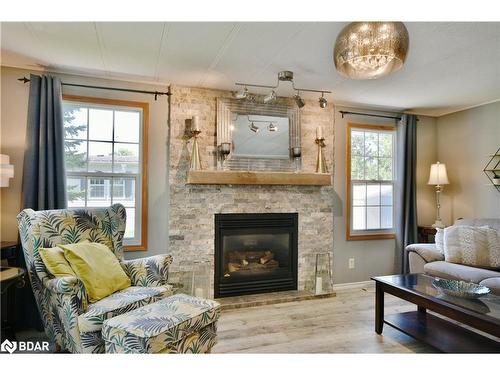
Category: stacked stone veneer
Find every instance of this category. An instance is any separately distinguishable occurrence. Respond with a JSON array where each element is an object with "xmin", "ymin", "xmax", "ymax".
[{"xmin": 168, "ymin": 86, "xmax": 335, "ymax": 297}]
